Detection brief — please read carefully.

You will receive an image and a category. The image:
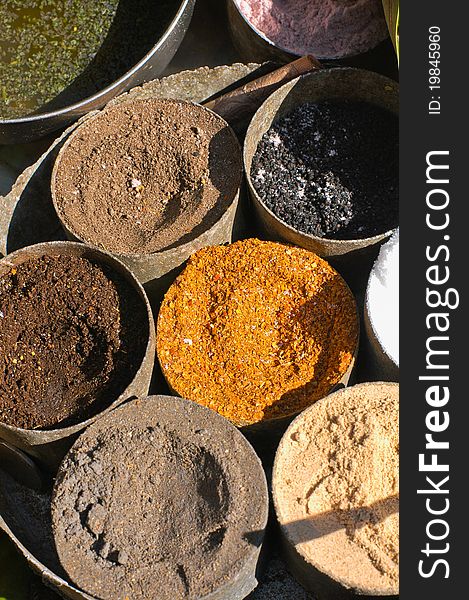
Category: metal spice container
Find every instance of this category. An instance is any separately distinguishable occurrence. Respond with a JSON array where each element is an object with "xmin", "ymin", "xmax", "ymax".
[
  {"xmin": 0, "ymin": 0, "xmax": 196, "ymax": 144},
  {"xmin": 1, "ymin": 395, "xmax": 269, "ymax": 600},
  {"xmin": 244, "ymin": 68, "xmax": 399, "ymax": 267},
  {"xmin": 0, "ymin": 241, "xmax": 155, "ymax": 471},
  {"xmin": 226, "ymin": 0, "xmax": 394, "ymax": 73},
  {"xmin": 0, "ymin": 64, "xmax": 264, "ymax": 262},
  {"xmin": 50, "ymin": 99, "xmax": 243, "ymax": 305},
  {"xmin": 156, "ymin": 239, "xmax": 360, "ymax": 437},
  {"xmin": 272, "ymin": 382, "xmax": 399, "ymax": 600}
]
